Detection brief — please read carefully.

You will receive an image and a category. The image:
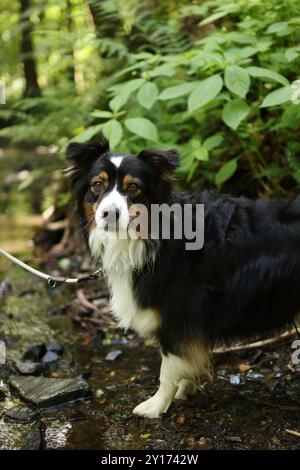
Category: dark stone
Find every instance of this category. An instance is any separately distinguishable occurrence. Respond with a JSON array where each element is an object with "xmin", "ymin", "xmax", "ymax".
[
  {"xmin": 23, "ymin": 344, "xmax": 47, "ymax": 362},
  {"xmin": 9, "ymin": 375, "xmax": 91, "ymax": 408},
  {"xmin": 41, "ymin": 351, "xmax": 59, "ymax": 363},
  {"xmin": 22, "ymin": 423, "xmax": 45, "ymax": 450},
  {"xmin": 4, "ymin": 405, "xmax": 39, "ymax": 424},
  {"xmin": 16, "ymin": 361, "xmax": 42, "ymax": 375},
  {"xmin": 105, "ymin": 350, "xmax": 122, "ymax": 361}
]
